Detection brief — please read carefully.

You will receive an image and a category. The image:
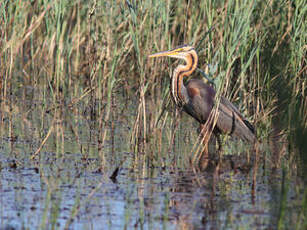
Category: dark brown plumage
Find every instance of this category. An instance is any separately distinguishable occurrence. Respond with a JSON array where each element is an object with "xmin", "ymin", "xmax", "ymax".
[
  {"xmin": 185, "ymin": 79, "xmax": 255, "ymax": 142},
  {"xmin": 149, "ymin": 45, "xmax": 256, "ymax": 148}
]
